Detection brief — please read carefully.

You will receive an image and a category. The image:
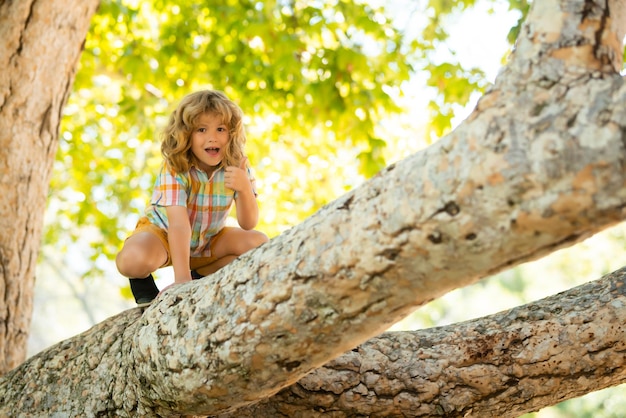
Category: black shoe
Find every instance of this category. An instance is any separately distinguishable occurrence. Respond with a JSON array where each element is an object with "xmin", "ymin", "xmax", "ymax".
[
  {"xmin": 191, "ymin": 270, "xmax": 203, "ymax": 280},
  {"xmin": 129, "ymin": 274, "xmax": 159, "ymax": 307}
]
